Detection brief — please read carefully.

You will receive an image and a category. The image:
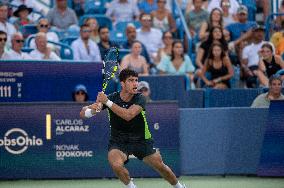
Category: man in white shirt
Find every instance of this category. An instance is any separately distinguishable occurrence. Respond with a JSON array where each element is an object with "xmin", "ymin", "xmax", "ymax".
[
  {"xmin": 136, "ymin": 13, "xmax": 163, "ymax": 62},
  {"xmin": 29, "ymin": 32, "xmax": 61, "ymax": 60},
  {"xmin": 2, "ymin": 32, "xmax": 31, "ymax": 60},
  {"xmin": 207, "ymin": 0, "xmax": 240, "ymax": 16},
  {"xmin": 0, "ymin": 3, "xmax": 17, "ymax": 47},
  {"xmin": 71, "ymin": 24, "xmax": 101, "ymax": 62}
]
